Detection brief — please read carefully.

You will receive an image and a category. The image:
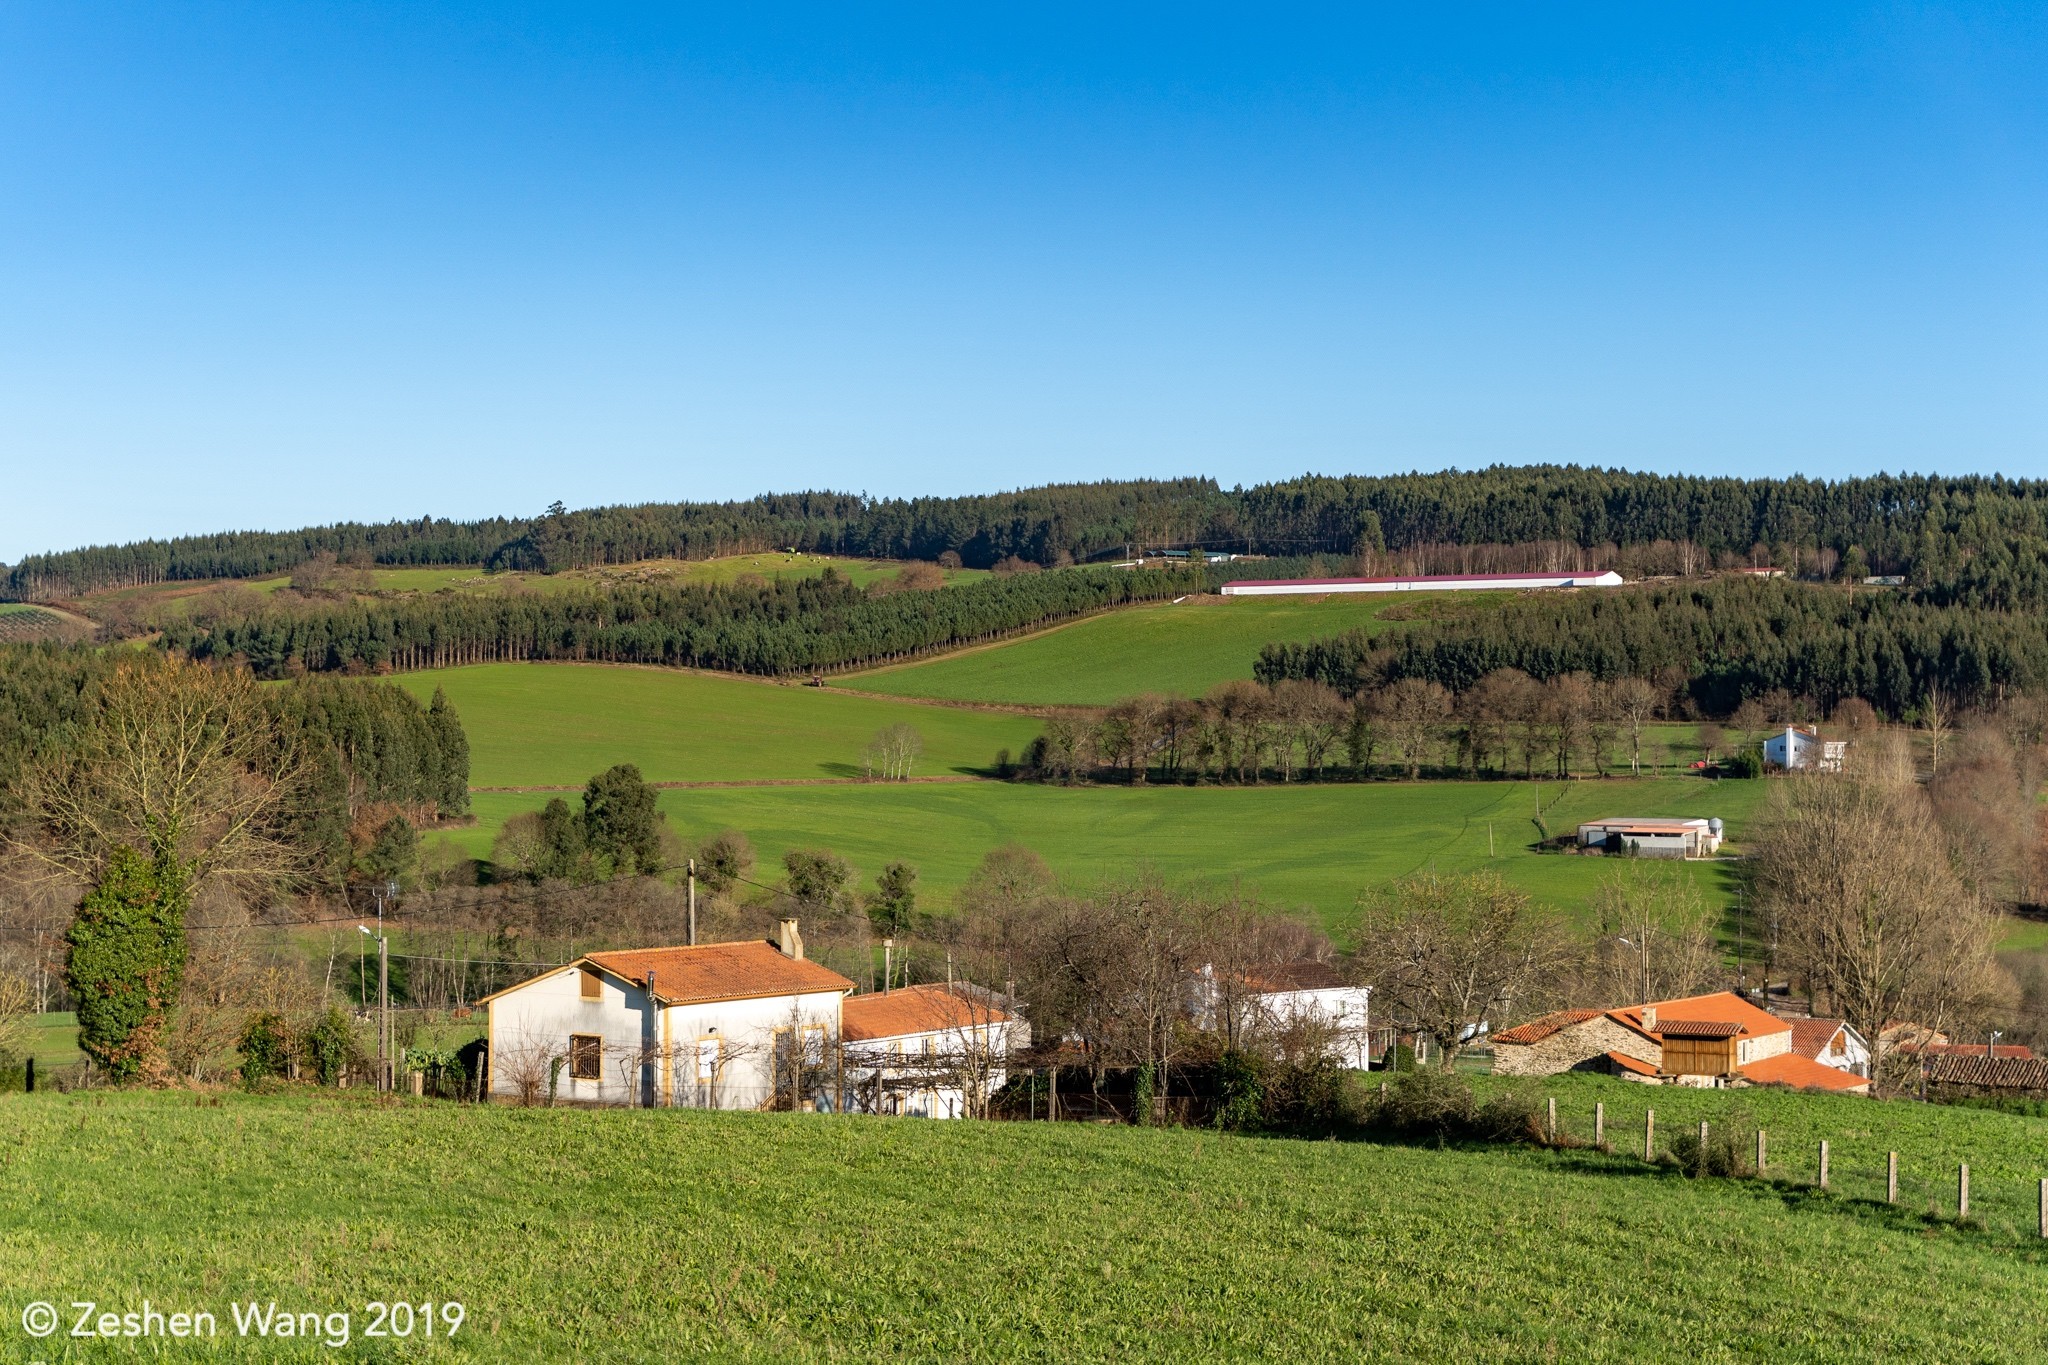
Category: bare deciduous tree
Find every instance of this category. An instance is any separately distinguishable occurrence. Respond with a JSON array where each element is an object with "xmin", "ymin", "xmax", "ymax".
[
  {"xmin": 1587, "ymin": 867, "xmax": 1722, "ymax": 1005},
  {"xmin": 1354, "ymin": 871, "xmax": 1569, "ymax": 1067},
  {"xmin": 1750, "ymin": 775, "xmax": 2014, "ymax": 1094},
  {"xmin": 1608, "ymin": 677, "xmax": 1663, "ymax": 777}
]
